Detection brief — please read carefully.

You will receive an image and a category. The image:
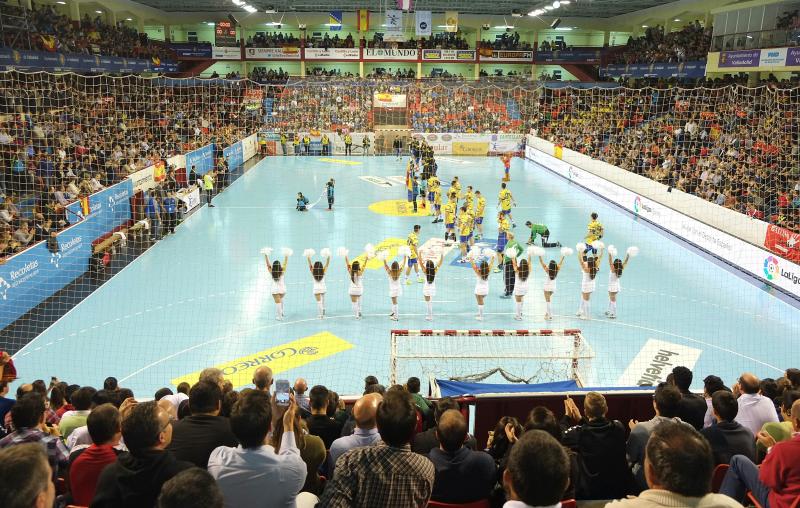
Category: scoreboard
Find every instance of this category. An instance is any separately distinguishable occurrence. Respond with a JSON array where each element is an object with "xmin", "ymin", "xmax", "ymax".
[{"xmin": 215, "ymin": 21, "xmax": 237, "ymax": 46}]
